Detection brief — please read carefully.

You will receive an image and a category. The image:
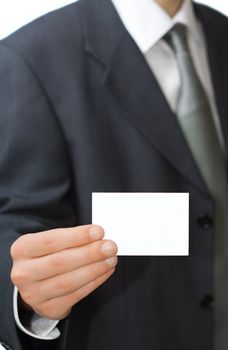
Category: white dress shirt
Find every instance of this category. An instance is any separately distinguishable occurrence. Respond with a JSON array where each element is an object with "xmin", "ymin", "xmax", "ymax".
[{"xmin": 13, "ymin": 0, "xmax": 223, "ymax": 341}]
